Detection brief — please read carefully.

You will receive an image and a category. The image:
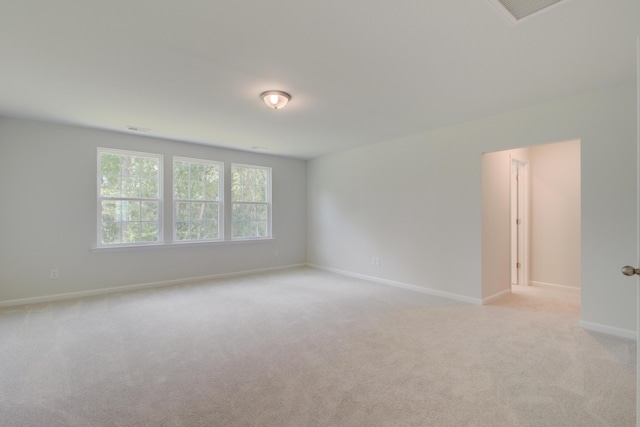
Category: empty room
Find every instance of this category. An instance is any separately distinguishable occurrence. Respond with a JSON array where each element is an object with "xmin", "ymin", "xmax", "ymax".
[{"xmin": 1, "ymin": 0, "xmax": 639, "ymax": 426}]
